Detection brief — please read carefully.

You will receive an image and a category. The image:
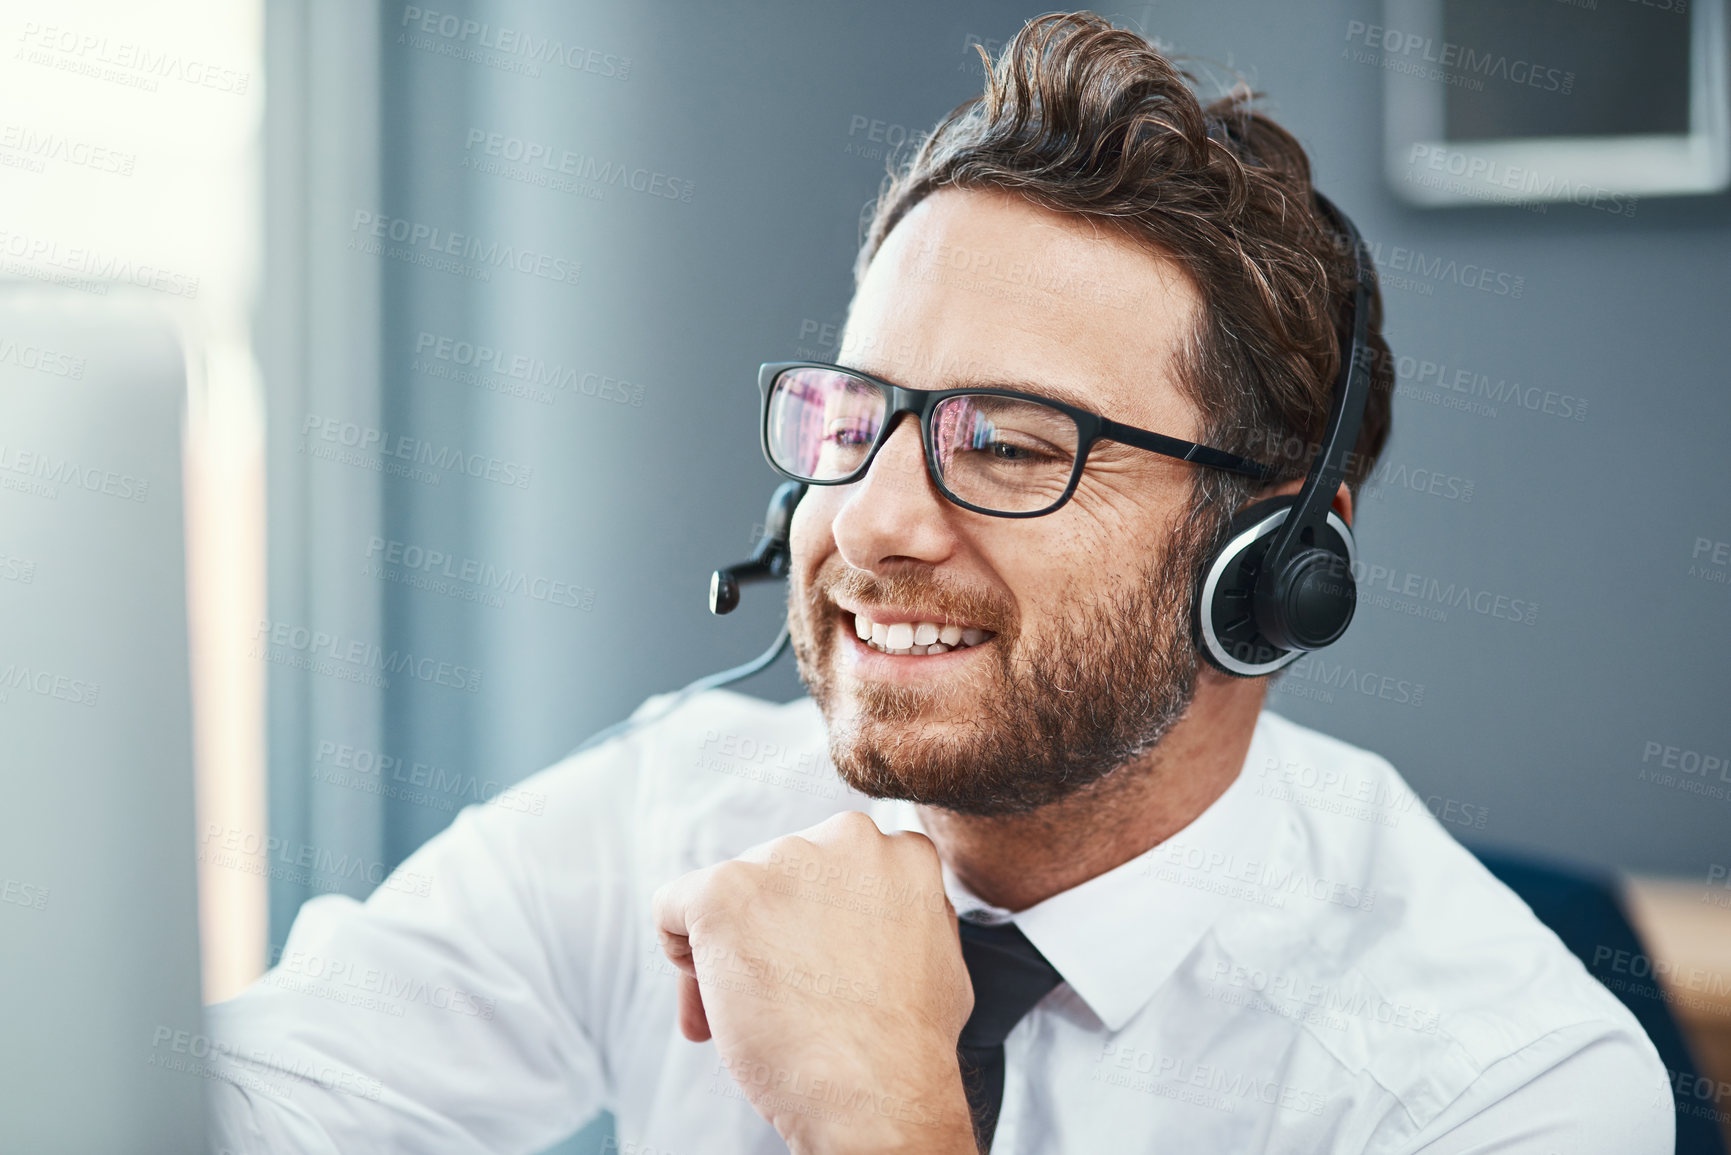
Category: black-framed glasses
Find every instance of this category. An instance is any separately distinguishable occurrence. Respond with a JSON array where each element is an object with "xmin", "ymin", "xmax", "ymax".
[{"xmin": 758, "ymin": 361, "xmax": 1277, "ymax": 518}]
